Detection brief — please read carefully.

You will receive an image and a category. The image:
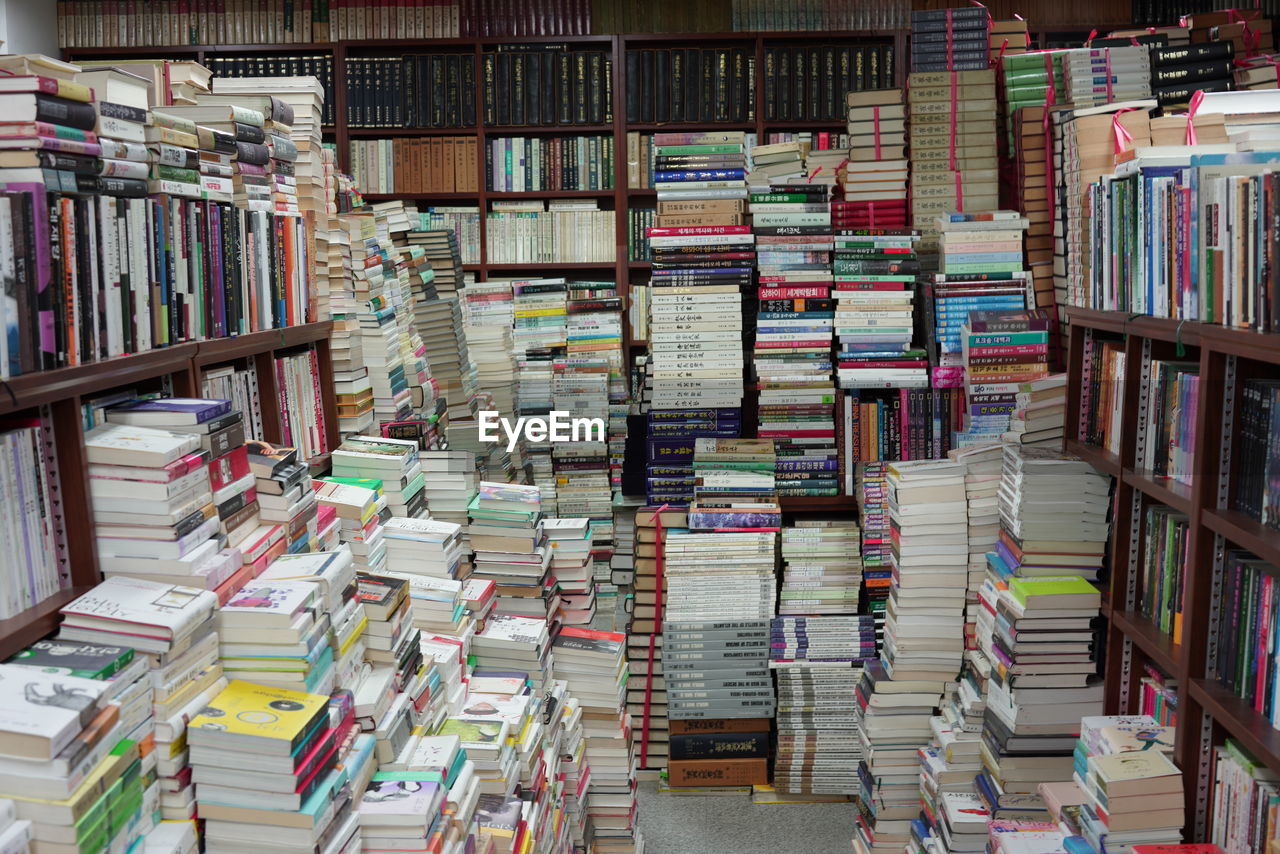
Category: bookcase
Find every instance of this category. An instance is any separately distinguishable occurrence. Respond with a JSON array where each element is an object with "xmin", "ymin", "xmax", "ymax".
[
  {"xmin": 1066, "ymin": 305, "xmax": 1280, "ymax": 840},
  {"xmin": 0, "ymin": 321, "xmax": 338, "ymax": 660}
]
